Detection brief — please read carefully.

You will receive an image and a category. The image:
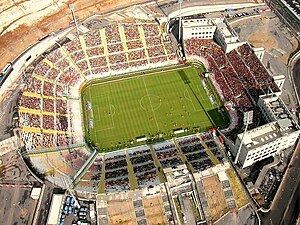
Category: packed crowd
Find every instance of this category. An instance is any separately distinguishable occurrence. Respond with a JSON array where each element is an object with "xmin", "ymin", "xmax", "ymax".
[
  {"xmin": 70, "ymin": 51, "xmax": 85, "ymax": 62},
  {"xmin": 43, "ymin": 81, "xmax": 55, "ymax": 96},
  {"xmin": 64, "ymin": 39, "xmax": 82, "ymax": 53},
  {"xmin": 235, "ymin": 44, "xmax": 279, "ymax": 95},
  {"xmin": 24, "ymin": 77, "xmax": 42, "ymax": 93},
  {"xmin": 20, "ymin": 21, "xmax": 178, "ymax": 153},
  {"xmin": 86, "ymin": 46, "xmax": 104, "ymax": 57},
  {"xmin": 186, "ymin": 39, "xmax": 280, "ymax": 110},
  {"xmin": 127, "ymin": 40, "xmax": 143, "ymax": 50},
  {"xmin": 123, "ymin": 23, "xmax": 140, "ymax": 40},
  {"xmin": 84, "ymin": 29, "xmax": 102, "ymax": 47},
  {"xmin": 105, "ymin": 24, "xmax": 121, "ymax": 44},
  {"xmin": 185, "ymin": 39, "xmax": 254, "ymax": 110}
]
